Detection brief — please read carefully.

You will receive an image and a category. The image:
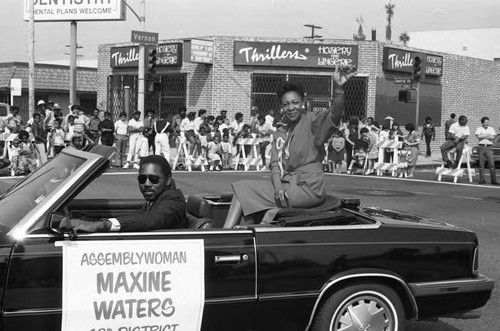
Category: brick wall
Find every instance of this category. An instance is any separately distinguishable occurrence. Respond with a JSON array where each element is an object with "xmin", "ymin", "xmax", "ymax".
[{"xmin": 97, "ymin": 37, "xmax": 500, "ymax": 152}]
